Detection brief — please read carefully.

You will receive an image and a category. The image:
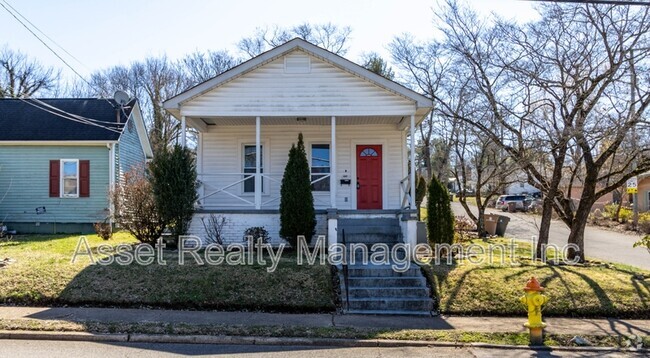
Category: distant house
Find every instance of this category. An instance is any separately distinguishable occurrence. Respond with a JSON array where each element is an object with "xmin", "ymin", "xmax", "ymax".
[
  {"xmin": 636, "ymin": 171, "xmax": 650, "ymax": 212},
  {"xmin": 0, "ymin": 98, "xmax": 153, "ymax": 234},
  {"xmin": 507, "ymin": 181, "xmax": 541, "ymax": 196}
]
